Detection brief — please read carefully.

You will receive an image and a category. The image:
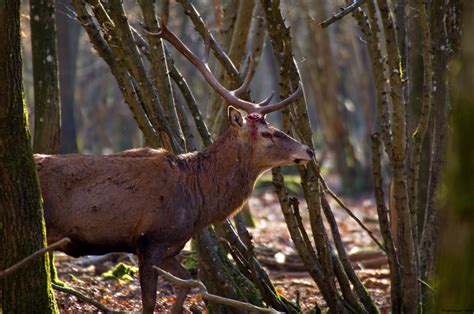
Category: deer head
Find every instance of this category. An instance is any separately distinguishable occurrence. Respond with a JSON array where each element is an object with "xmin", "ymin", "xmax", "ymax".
[
  {"xmin": 147, "ymin": 20, "xmax": 314, "ymax": 167},
  {"xmin": 227, "ymin": 107, "xmax": 314, "ymax": 170}
]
